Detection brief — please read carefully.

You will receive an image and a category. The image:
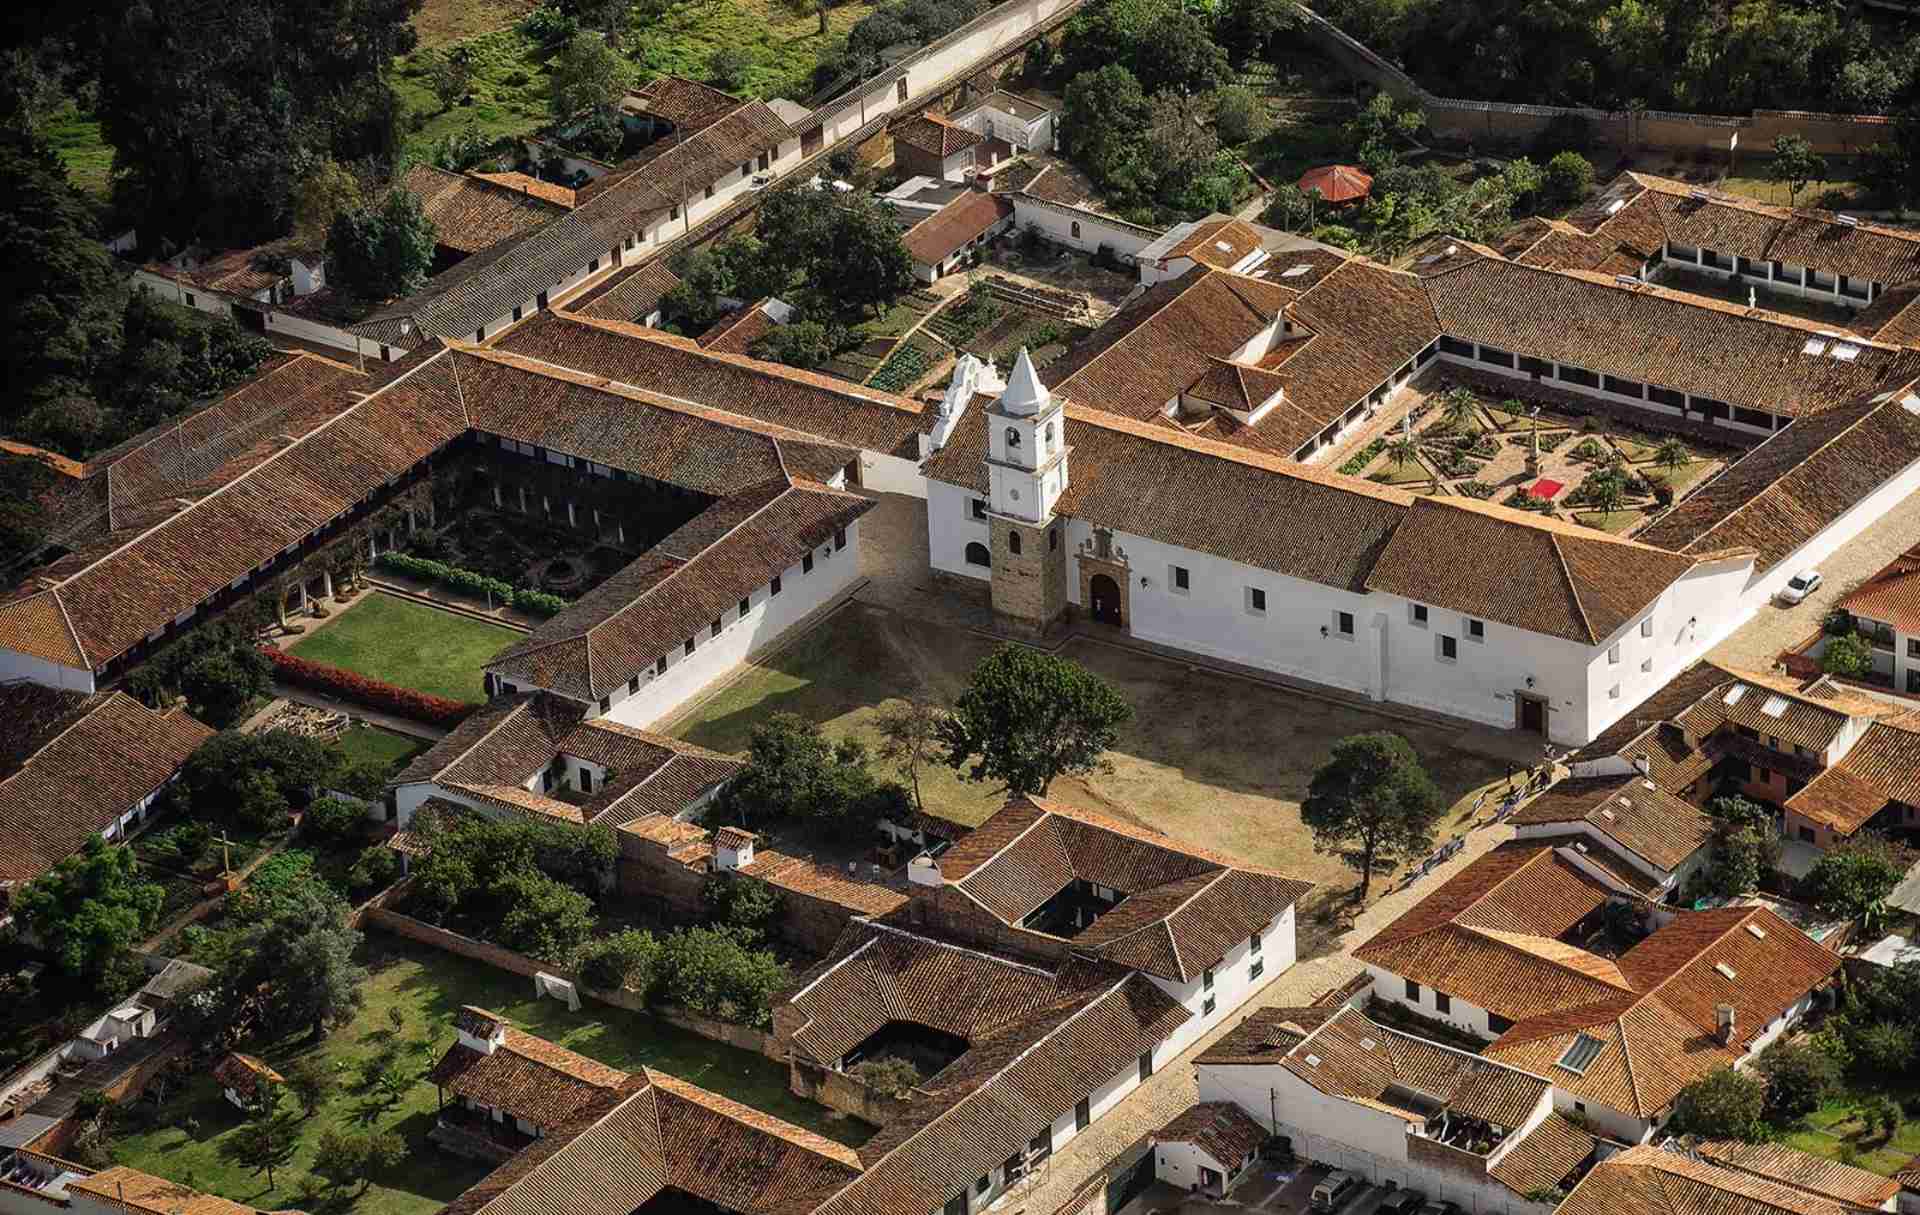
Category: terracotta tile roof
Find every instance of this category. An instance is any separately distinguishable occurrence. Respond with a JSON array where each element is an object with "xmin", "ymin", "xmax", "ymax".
[
  {"xmin": 626, "ymin": 76, "xmax": 751, "ymax": 135},
  {"xmin": 1486, "ymin": 1112, "xmax": 1597, "ymax": 1198},
  {"xmin": 1786, "ymin": 716, "xmax": 1920, "ymax": 834},
  {"xmin": 738, "ymin": 849, "xmax": 908, "ymax": 917},
  {"xmin": 1639, "ymin": 395, "xmax": 1920, "ymax": 570},
  {"xmin": 1283, "ymin": 1007, "xmax": 1551, "ymax": 1131},
  {"xmin": 360, "ymin": 101, "xmax": 790, "ymax": 342},
  {"xmin": 1839, "ymin": 545, "xmax": 1920, "ymax": 635},
  {"xmin": 1559, "ymin": 1145, "xmax": 1867, "ymax": 1215},
  {"xmin": 1161, "ymin": 218, "xmax": 1266, "ymax": 270},
  {"xmin": 1367, "ymin": 495, "xmax": 1705, "ymax": 645},
  {"xmin": 452, "ymin": 345, "xmax": 859, "ymax": 493},
  {"xmin": 392, "ymin": 691, "xmax": 742, "ymax": 827},
  {"xmin": 925, "ymin": 402, "xmax": 1413, "ymax": 593},
  {"xmin": 1512, "ymin": 775, "xmax": 1715, "ymax": 873},
  {"xmin": 902, "ymin": 191, "xmax": 1012, "ymax": 266},
  {"xmin": 496, "ymin": 312, "xmax": 926, "ymax": 459},
  {"xmin": 1569, "ymin": 660, "xmax": 1737, "ymax": 769},
  {"xmin": 211, "ymin": 1052, "xmax": 283, "ymax": 1099},
  {"xmin": 430, "ymin": 1022, "xmax": 628, "ymax": 1129},
  {"xmin": 0, "ymin": 689, "xmax": 211, "ymax": 884},
  {"xmin": 1849, "ymin": 283, "xmax": 1920, "ymax": 346},
  {"xmin": 0, "ymin": 349, "xmax": 462, "ymax": 672},
  {"xmin": 823, "ymin": 970, "xmax": 1188, "ymax": 1215},
  {"xmin": 1695, "ymin": 1140, "xmax": 1901, "ymax": 1209},
  {"xmin": 70, "ymin": 1168, "xmax": 262, "ymax": 1215},
  {"xmin": 1154, "ymin": 1101, "xmax": 1268, "ymax": 1167},
  {"xmin": 699, "ymin": 303, "xmax": 782, "ymax": 354},
  {"xmin": 780, "ymin": 921, "xmax": 1095, "ymax": 1067},
  {"xmin": 712, "ymin": 826, "xmax": 756, "ymax": 850},
  {"xmin": 487, "ymin": 481, "xmax": 872, "ymax": 700},
  {"xmin": 892, "ymin": 112, "xmax": 983, "ymax": 157},
  {"xmin": 404, "ymin": 164, "xmax": 570, "ymax": 255},
  {"xmin": 1424, "ymin": 256, "xmax": 1920, "ymax": 419},
  {"xmin": 1486, "ymin": 905, "xmax": 1841, "ymax": 1117},
  {"xmin": 139, "ymin": 247, "xmax": 286, "ymax": 297},
  {"xmin": 936, "ymin": 795, "xmax": 1312, "ymax": 982},
  {"xmin": 570, "ymin": 258, "xmax": 682, "ymax": 323},
  {"xmin": 1196, "ymin": 1006, "xmax": 1339, "ymax": 1064},
  {"xmin": 470, "ymin": 172, "xmax": 578, "ymax": 208}
]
